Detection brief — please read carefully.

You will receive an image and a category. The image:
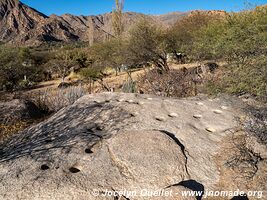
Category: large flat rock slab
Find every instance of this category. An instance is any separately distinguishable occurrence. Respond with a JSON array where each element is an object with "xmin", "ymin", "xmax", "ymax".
[{"xmin": 0, "ymin": 93, "xmax": 266, "ymax": 200}]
